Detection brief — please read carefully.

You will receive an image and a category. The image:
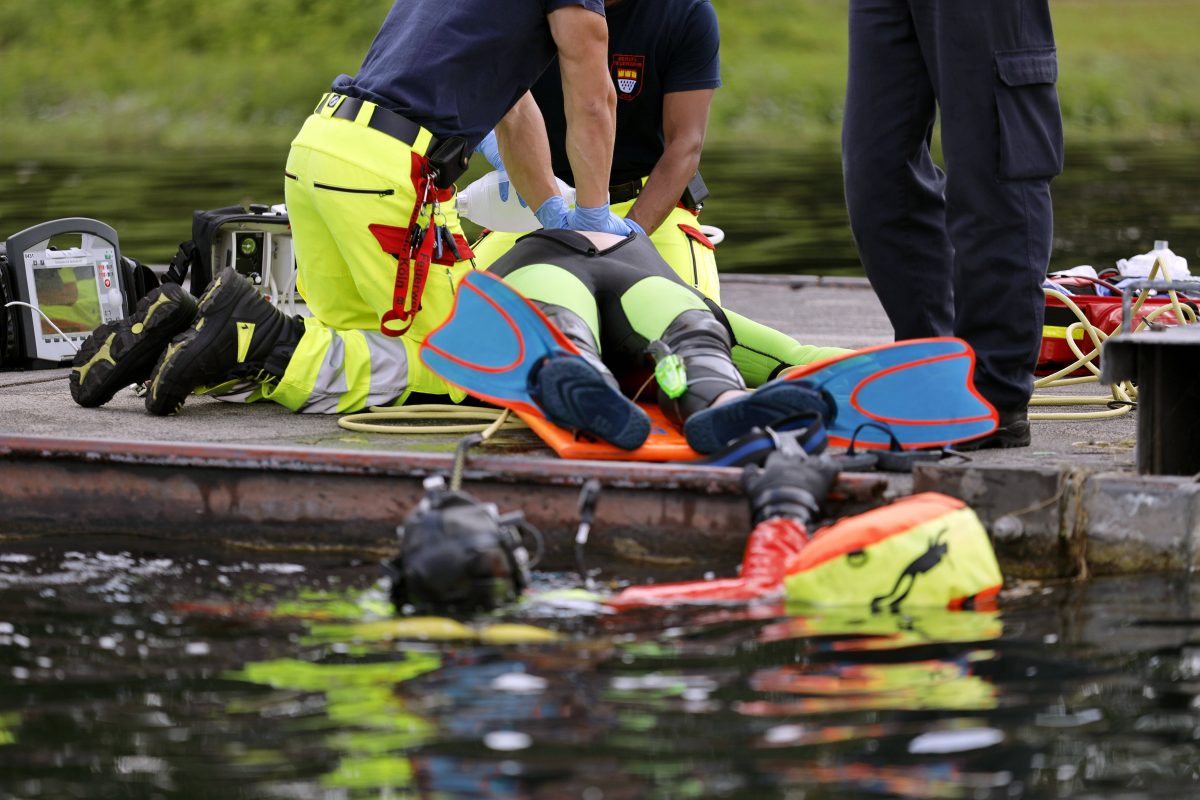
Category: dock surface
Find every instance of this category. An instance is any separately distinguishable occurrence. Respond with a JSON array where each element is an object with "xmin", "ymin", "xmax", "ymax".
[{"xmin": 2, "ymin": 275, "xmax": 1189, "ymax": 581}]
